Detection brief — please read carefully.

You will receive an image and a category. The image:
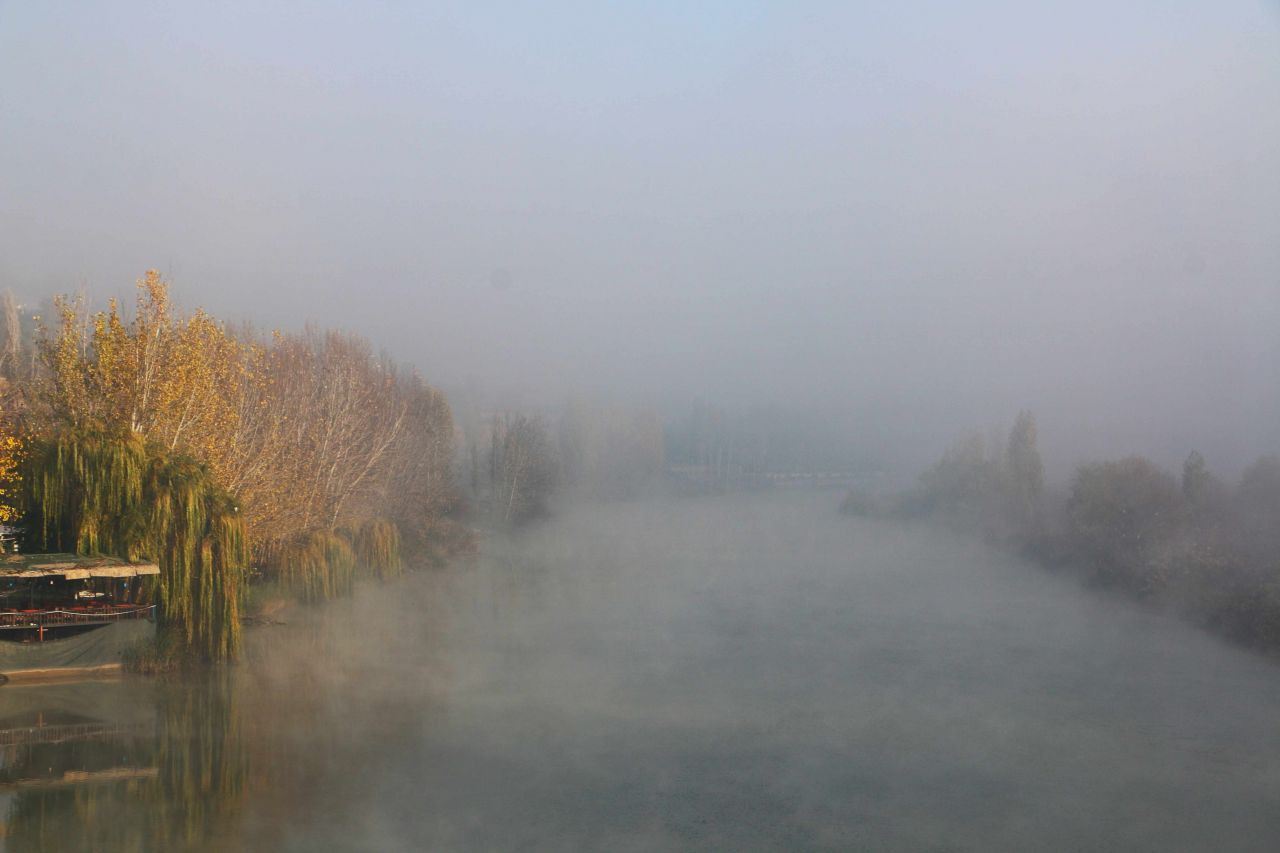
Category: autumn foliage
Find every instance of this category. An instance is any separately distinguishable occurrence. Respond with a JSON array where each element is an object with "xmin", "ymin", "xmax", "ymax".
[{"xmin": 8, "ymin": 271, "xmax": 460, "ymax": 659}]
